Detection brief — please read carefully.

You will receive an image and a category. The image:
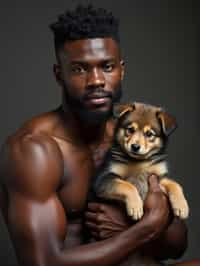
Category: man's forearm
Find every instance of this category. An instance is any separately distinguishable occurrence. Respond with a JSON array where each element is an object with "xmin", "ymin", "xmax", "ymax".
[
  {"xmin": 141, "ymin": 217, "xmax": 188, "ymax": 260},
  {"xmin": 50, "ymin": 216, "xmax": 160, "ymax": 266}
]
